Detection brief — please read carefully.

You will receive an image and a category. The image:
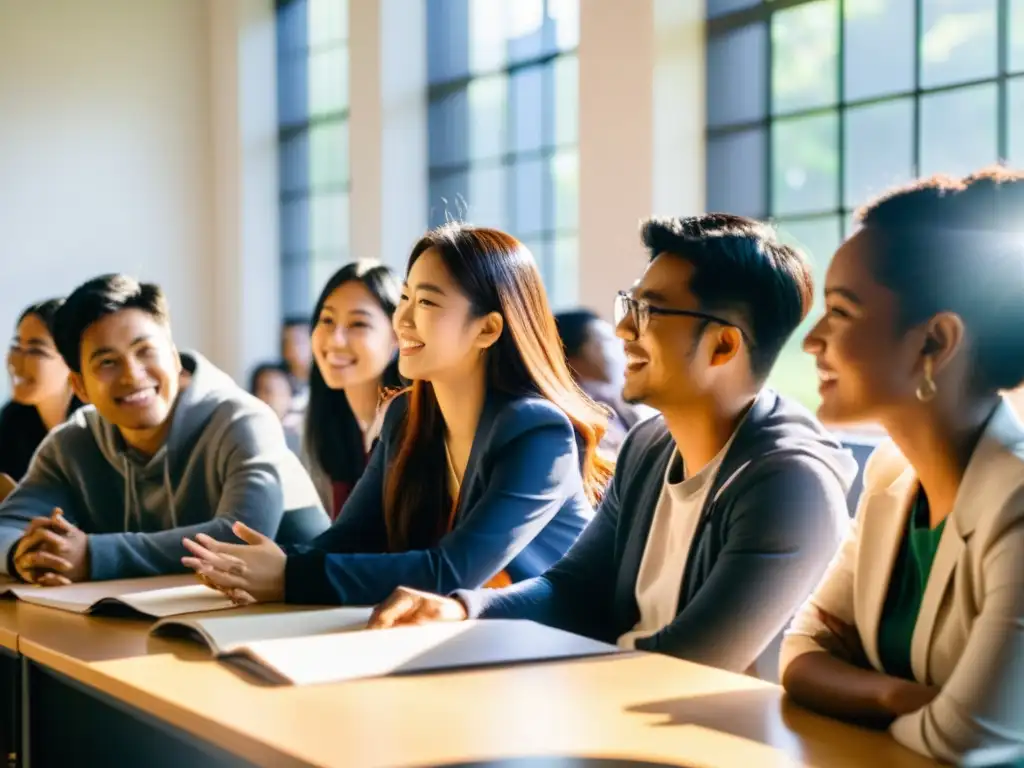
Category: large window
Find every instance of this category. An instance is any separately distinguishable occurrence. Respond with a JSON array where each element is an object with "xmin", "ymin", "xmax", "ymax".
[
  {"xmin": 706, "ymin": 0, "xmax": 1024, "ymax": 407},
  {"xmin": 426, "ymin": 0, "xmax": 580, "ymax": 308},
  {"xmin": 276, "ymin": 0, "xmax": 350, "ymax": 318}
]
